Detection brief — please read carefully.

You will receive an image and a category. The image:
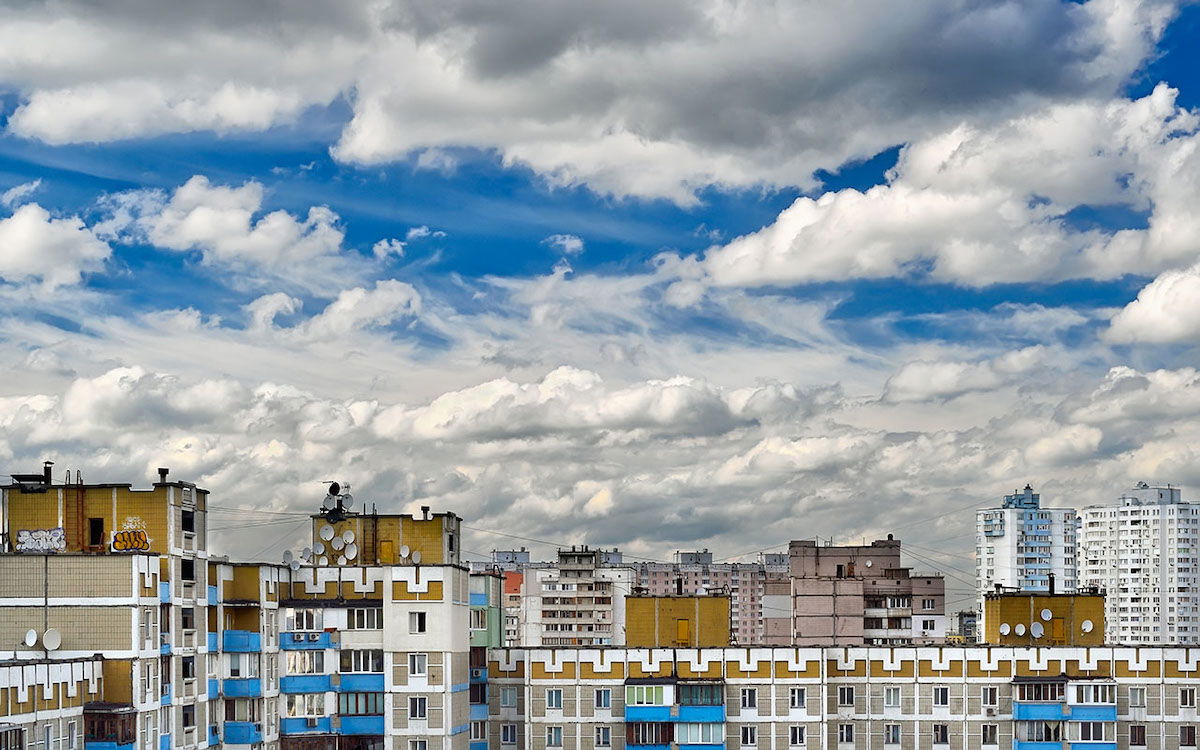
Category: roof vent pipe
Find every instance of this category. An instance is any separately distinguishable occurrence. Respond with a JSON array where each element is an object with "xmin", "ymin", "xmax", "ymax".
[
  {"xmin": 421, "ymin": 505, "xmax": 430, "ymax": 520},
  {"xmin": 158, "ymin": 467, "xmax": 169, "ymax": 483},
  {"xmin": 43, "ymin": 461, "xmax": 53, "ymax": 485}
]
